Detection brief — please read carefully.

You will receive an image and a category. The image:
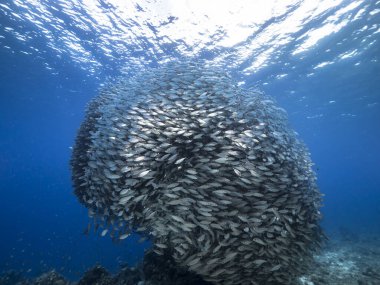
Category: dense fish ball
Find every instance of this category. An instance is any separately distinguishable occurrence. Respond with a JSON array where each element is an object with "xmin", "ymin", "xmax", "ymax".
[{"xmin": 71, "ymin": 62, "xmax": 323, "ymax": 285}]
